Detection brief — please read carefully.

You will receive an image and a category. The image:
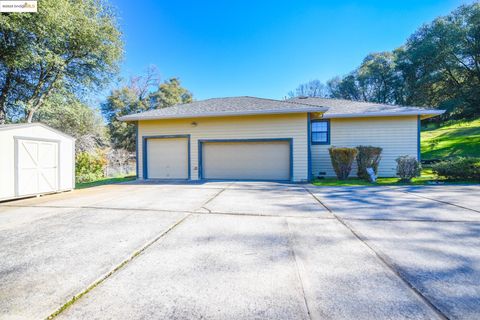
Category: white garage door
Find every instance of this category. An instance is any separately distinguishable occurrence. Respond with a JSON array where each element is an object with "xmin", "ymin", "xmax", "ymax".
[
  {"xmin": 146, "ymin": 137, "xmax": 189, "ymax": 179},
  {"xmin": 16, "ymin": 139, "xmax": 59, "ymax": 196},
  {"xmin": 202, "ymin": 141, "xmax": 291, "ymax": 180}
]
